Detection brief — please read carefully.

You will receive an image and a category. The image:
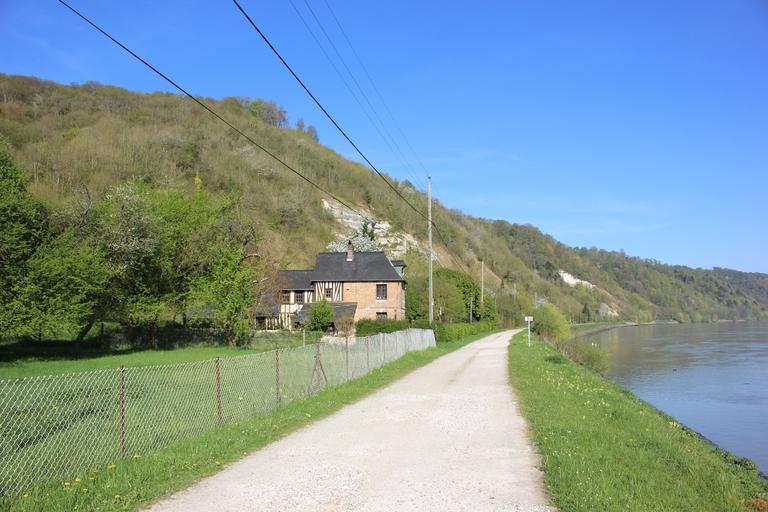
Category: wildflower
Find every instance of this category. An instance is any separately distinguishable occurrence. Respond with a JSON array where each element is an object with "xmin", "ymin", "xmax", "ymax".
[
  {"xmin": 74, "ymin": 477, "xmax": 81, "ymax": 483},
  {"xmin": 22, "ymin": 494, "xmax": 29, "ymax": 499},
  {"xmin": 114, "ymin": 494, "xmax": 122, "ymax": 500},
  {"xmin": 214, "ymin": 460, "xmax": 221, "ymax": 466},
  {"xmin": 63, "ymin": 482, "xmax": 70, "ymax": 487},
  {"xmin": 132, "ymin": 453, "xmax": 141, "ymax": 460},
  {"xmin": 107, "ymin": 464, "xmax": 116, "ymax": 470},
  {"xmin": 305, "ymin": 413, "xmax": 311, "ymax": 418}
]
